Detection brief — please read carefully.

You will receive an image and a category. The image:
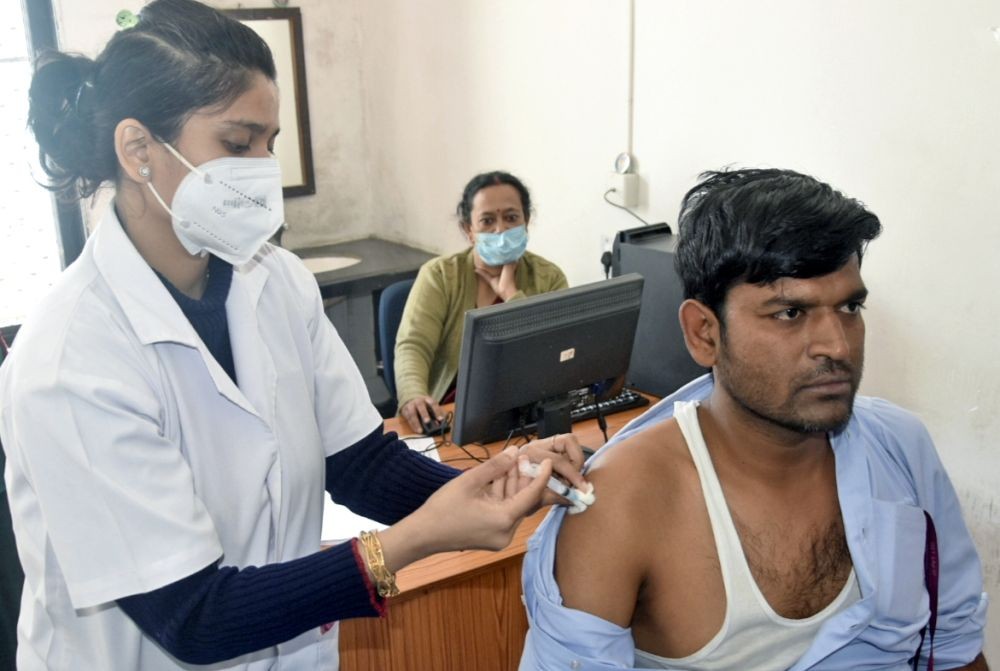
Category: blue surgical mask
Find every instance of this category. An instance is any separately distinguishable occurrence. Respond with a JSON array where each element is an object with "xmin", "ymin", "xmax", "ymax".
[{"xmin": 475, "ymin": 225, "xmax": 528, "ymax": 266}]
